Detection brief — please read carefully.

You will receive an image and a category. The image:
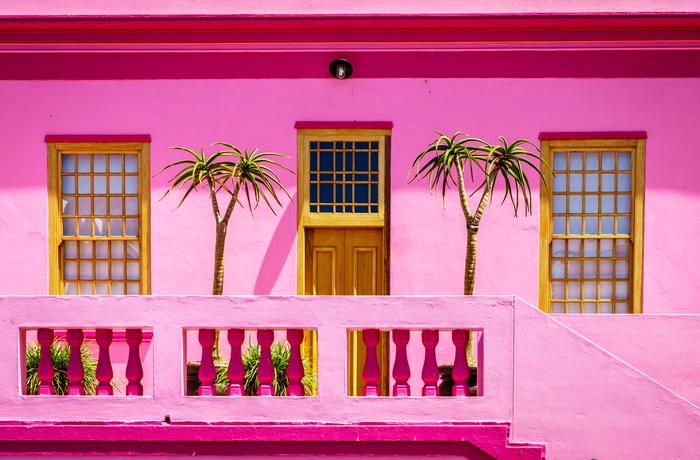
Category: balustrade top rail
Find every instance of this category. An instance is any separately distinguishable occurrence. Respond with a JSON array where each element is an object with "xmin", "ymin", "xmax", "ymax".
[{"xmin": 0, "ymin": 295, "xmax": 517, "ymax": 425}]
